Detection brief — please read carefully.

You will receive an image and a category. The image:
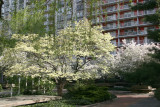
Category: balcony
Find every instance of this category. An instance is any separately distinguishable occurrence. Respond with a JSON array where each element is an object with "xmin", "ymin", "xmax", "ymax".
[
  {"xmin": 107, "ymin": 17, "xmax": 117, "ymax": 22},
  {"xmin": 138, "ymin": 10, "xmax": 156, "ymax": 16},
  {"xmin": 120, "ymin": 5, "xmax": 130, "ymax": 11},
  {"xmin": 106, "ymin": 9, "xmax": 117, "ymax": 14},
  {"xmin": 120, "ymin": 22, "xmax": 137, "ymax": 28},
  {"xmin": 138, "ymin": 30, "xmax": 148, "ymax": 35},
  {"xmin": 87, "ymin": 10, "xmax": 102, "ymax": 16},
  {"xmin": 67, "ymin": 14, "xmax": 72, "ymax": 20},
  {"xmin": 44, "ymin": 21, "xmax": 48, "ymax": 25},
  {"xmin": 91, "ymin": 19, "xmax": 100, "ymax": 24},
  {"xmin": 117, "ymin": 39, "xmax": 145, "ymax": 47},
  {"xmin": 87, "ymin": 2, "xmax": 101, "ymax": 8},
  {"xmin": 103, "ymin": 26, "xmax": 117, "ymax": 30},
  {"xmin": 119, "ymin": 14, "xmax": 136, "ymax": 19},
  {"xmin": 101, "ymin": 0, "xmax": 118, "ymax": 6},
  {"xmin": 119, "ymin": 0, "xmax": 131, "ymax": 3},
  {"xmin": 139, "ymin": 21, "xmax": 152, "ymax": 26},
  {"xmin": 110, "ymin": 33, "xmax": 117, "ymax": 38},
  {"xmin": 119, "ymin": 31, "xmax": 137, "ymax": 37}
]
